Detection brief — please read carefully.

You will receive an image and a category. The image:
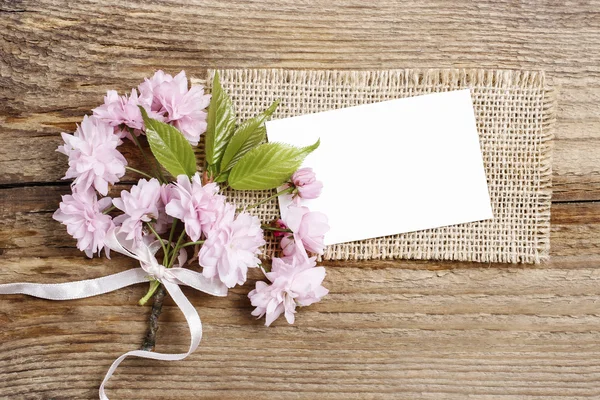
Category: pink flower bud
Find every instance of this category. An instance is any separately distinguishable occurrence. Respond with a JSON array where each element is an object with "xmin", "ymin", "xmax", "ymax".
[{"xmin": 290, "ymin": 168, "xmax": 322, "ymax": 203}]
